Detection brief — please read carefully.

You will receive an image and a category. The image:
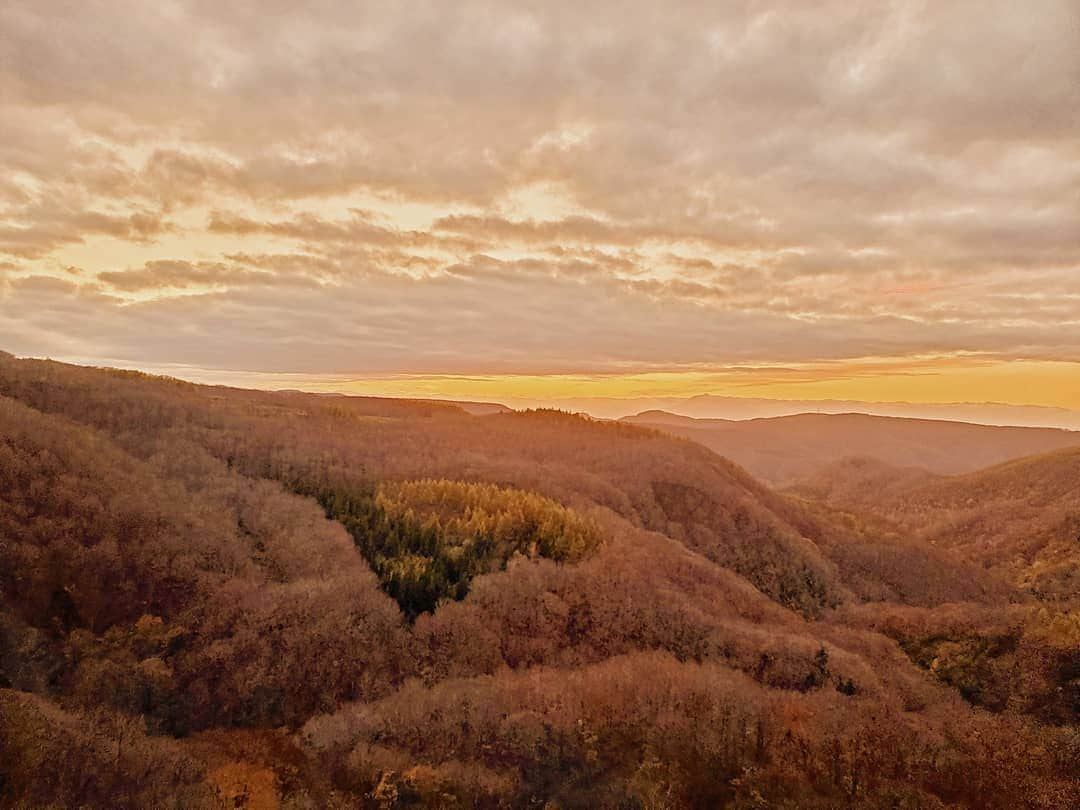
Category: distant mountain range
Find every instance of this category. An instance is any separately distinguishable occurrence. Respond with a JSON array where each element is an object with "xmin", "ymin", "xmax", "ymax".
[
  {"xmin": 620, "ymin": 410, "xmax": 1080, "ymax": 486},
  {"xmin": 498, "ymin": 394, "xmax": 1080, "ymax": 429}
]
